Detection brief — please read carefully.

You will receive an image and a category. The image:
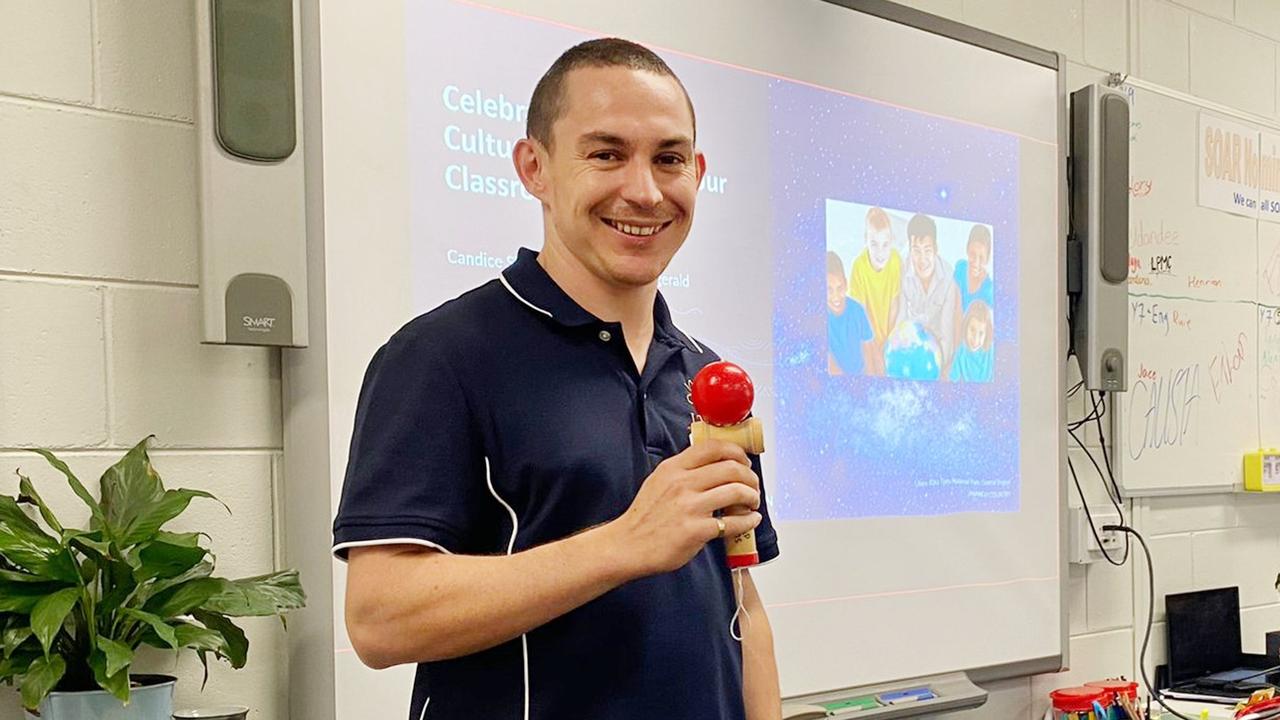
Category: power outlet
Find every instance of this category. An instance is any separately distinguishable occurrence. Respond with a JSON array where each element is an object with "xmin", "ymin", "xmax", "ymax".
[
  {"xmin": 1087, "ymin": 509, "xmax": 1123, "ymax": 555},
  {"xmin": 1068, "ymin": 506, "xmax": 1124, "ymax": 564}
]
